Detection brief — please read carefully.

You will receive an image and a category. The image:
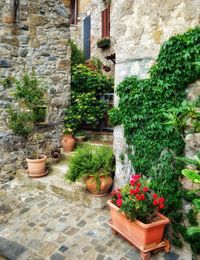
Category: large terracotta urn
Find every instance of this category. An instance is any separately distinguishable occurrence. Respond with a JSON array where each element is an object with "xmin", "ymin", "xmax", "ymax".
[
  {"xmin": 61, "ymin": 134, "xmax": 75, "ymax": 152},
  {"xmin": 85, "ymin": 175, "xmax": 113, "ymax": 196}
]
